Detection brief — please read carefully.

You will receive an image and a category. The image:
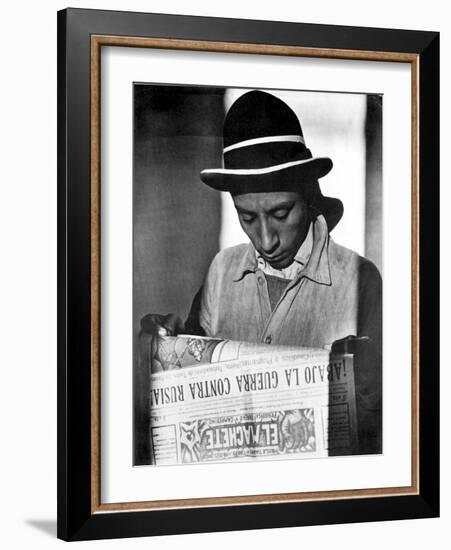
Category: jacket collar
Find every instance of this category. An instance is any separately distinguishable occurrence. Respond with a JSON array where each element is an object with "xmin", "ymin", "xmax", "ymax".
[{"xmin": 233, "ymin": 214, "xmax": 331, "ymax": 285}]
